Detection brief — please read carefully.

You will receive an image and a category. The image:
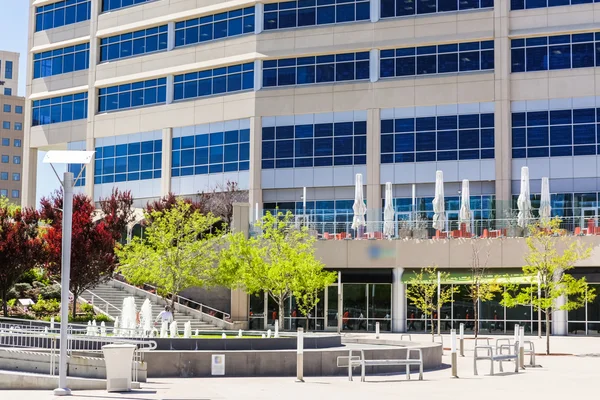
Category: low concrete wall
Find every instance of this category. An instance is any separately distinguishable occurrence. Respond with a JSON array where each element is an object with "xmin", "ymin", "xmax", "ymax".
[
  {"xmin": 145, "ymin": 341, "xmax": 442, "ymax": 378},
  {"xmin": 0, "ymin": 371, "xmax": 107, "ymax": 390},
  {"xmin": 147, "ymin": 335, "xmax": 341, "ymax": 351}
]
